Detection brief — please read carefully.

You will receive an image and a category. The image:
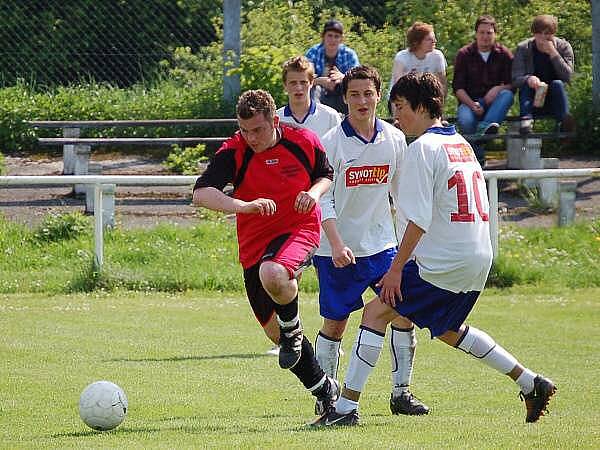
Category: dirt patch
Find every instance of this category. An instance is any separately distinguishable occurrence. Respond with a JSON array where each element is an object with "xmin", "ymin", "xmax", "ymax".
[{"xmin": 1, "ymin": 152, "xmax": 599, "ymax": 229}]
